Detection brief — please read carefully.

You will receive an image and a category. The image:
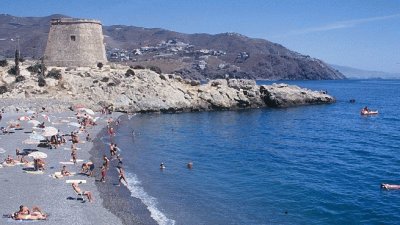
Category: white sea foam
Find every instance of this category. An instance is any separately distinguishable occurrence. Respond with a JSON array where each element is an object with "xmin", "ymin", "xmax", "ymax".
[
  {"xmin": 127, "ymin": 113, "xmax": 137, "ymax": 120},
  {"xmin": 125, "ymin": 172, "xmax": 175, "ymax": 225}
]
